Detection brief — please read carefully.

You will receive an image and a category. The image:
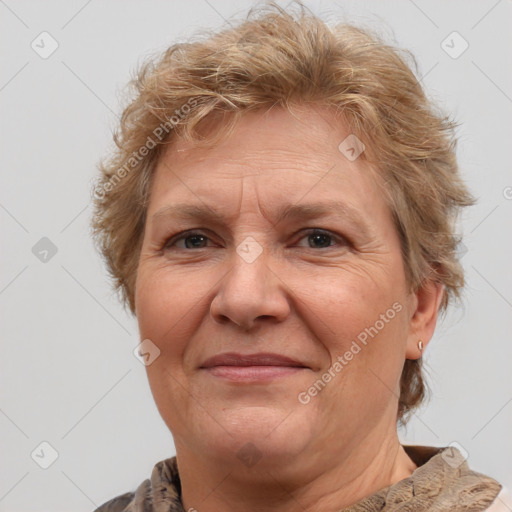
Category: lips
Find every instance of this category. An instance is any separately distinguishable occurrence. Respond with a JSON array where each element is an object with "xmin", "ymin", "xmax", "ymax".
[
  {"xmin": 199, "ymin": 352, "xmax": 309, "ymax": 382},
  {"xmin": 199, "ymin": 352, "xmax": 308, "ymax": 369}
]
